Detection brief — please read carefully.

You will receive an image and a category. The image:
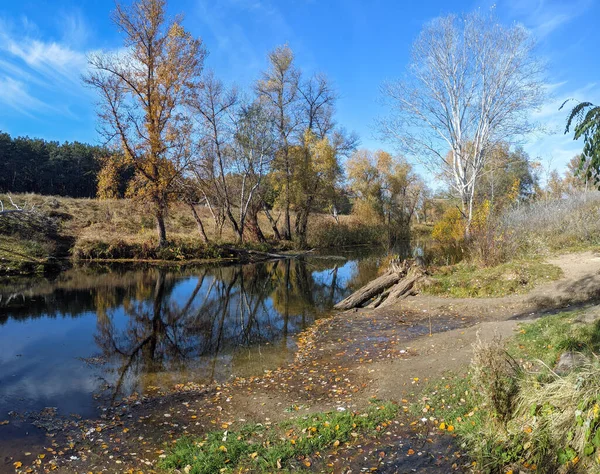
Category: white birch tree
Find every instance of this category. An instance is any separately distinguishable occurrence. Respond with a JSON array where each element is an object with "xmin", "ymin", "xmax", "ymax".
[{"xmin": 380, "ymin": 9, "xmax": 545, "ymax": 233}]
